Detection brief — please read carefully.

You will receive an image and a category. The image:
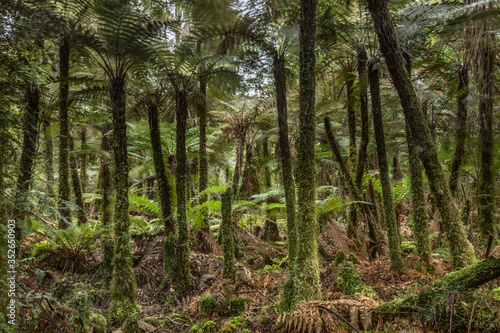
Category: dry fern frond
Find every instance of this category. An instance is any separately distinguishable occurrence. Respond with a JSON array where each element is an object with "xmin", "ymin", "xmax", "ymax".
[{"xmin": 489, "ymin": 245, "xmax": 500, "ymax": 259}]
